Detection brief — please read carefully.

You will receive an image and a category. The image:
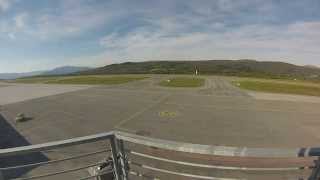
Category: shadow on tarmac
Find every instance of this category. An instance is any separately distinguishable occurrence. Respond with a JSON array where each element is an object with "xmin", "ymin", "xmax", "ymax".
[{"xmin": 0, "ymin": 114, "xmax": 49, "ymax": 179}]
